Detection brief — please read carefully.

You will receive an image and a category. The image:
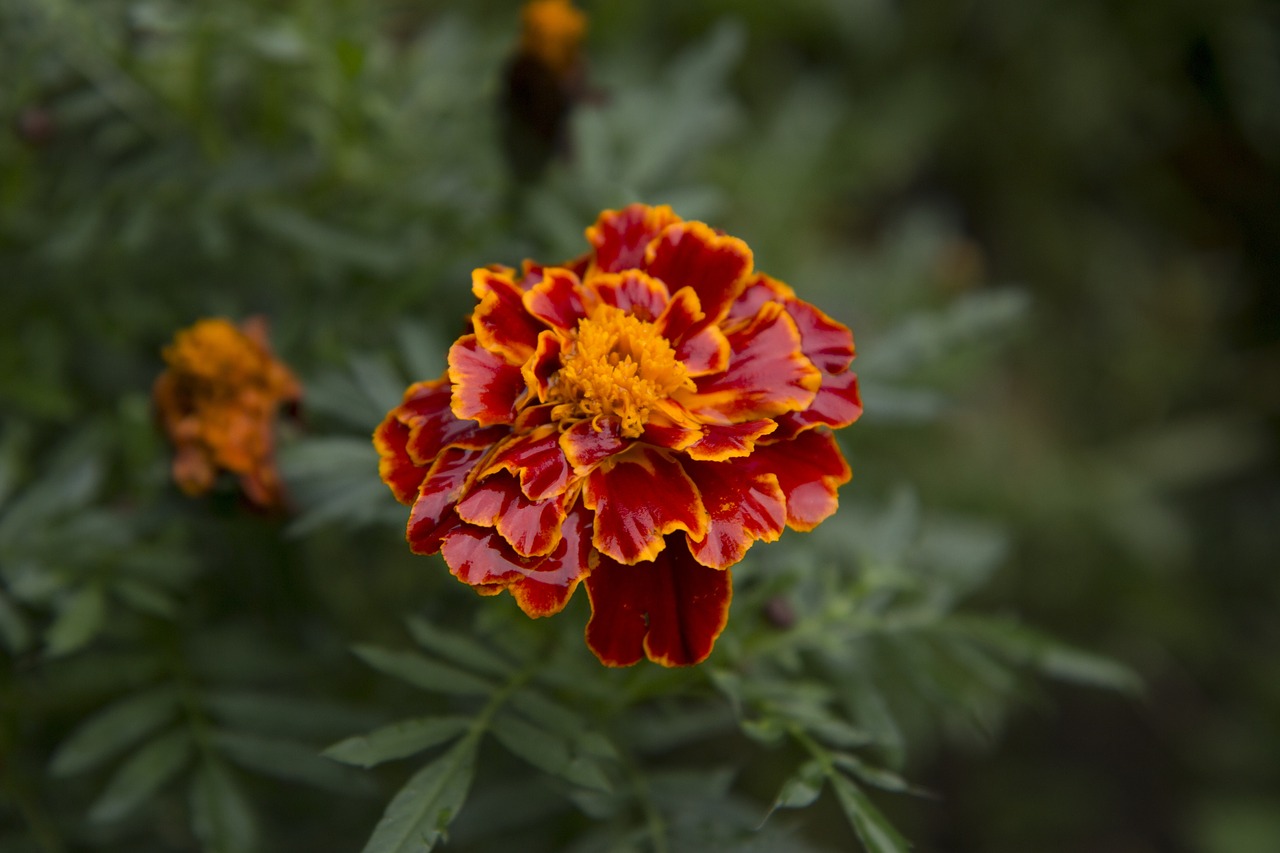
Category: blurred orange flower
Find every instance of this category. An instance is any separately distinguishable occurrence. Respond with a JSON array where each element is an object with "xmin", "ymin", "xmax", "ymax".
[
  {"xmin": 154, "ymin": 317, "xmax": 301, "ymax": 508},
  {"xmin": 376, "ymin": 205, "xmax": 861, "ymax": 666}
]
